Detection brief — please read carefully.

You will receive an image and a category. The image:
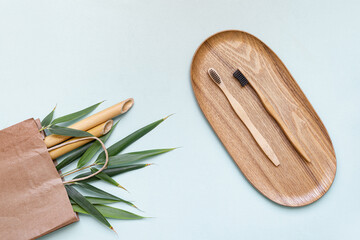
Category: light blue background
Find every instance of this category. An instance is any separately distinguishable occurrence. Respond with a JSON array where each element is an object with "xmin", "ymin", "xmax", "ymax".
[{"xmin": 0, "ymin": 0, "xmax": 359, "ymax": 239}]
